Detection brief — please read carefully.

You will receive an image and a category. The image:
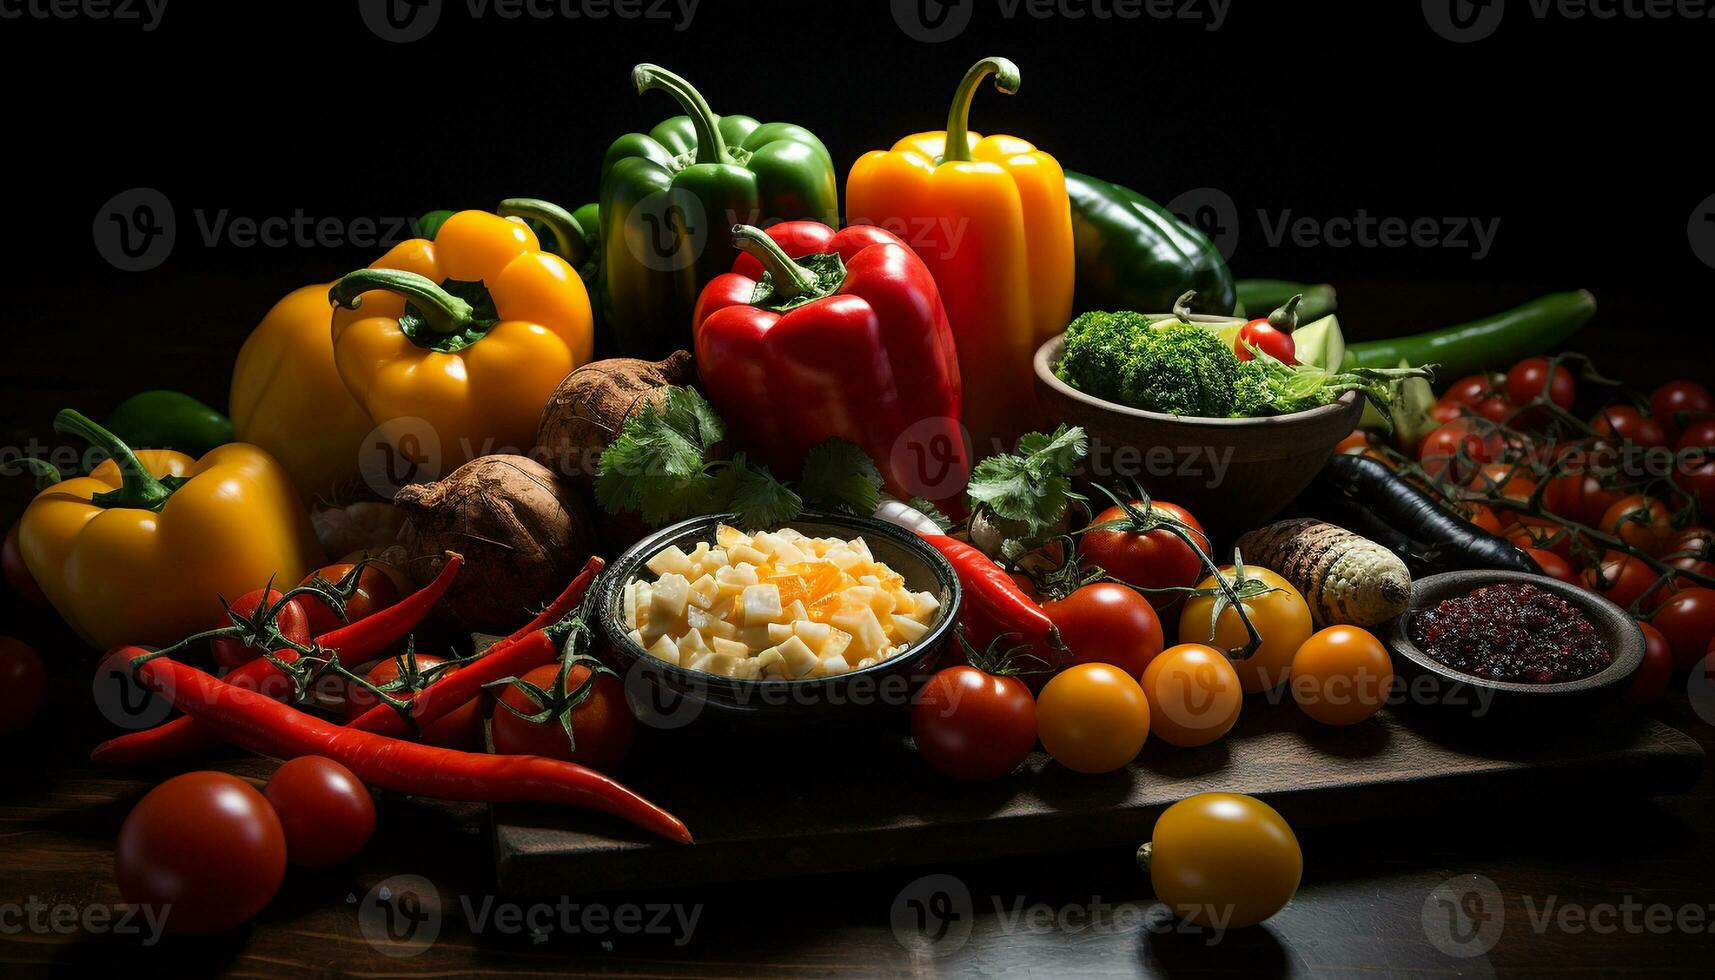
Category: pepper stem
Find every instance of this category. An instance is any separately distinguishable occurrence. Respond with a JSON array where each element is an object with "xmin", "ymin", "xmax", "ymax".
[
  {"xmin": 731, "ymin": 224, "xmax": 819, "ymax": 301},
  {"xmin": 943, "ymin": 57, "xmax": 1021, "ymax": 164},
  {"xmin": 328, "ymin": 269, "xmax": 473, "ymax": 336},
  {"xmin": 1173, "ymin": 290, "xmax": 1198, "ymax": 321},
  {"xmin": 53, "ymin": 409, "xmax": 174, "ymax": 511},
  {"xmin": 498, "ymin": 198, "xmax": 590, "ymax": 269},
  {"xmin": 1268, "ymin": 294, "xmax": 1303, "ymax": 333},
  {"xmin": 633, "ymin": 63, "xmax": 727, "ymax": 166}
]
